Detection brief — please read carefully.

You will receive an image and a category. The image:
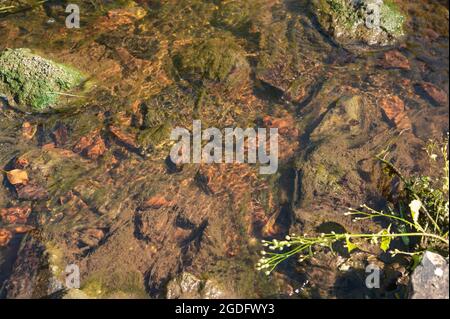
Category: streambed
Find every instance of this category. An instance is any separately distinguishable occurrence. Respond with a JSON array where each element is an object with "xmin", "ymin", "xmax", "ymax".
[{"xmin": 0, "ymin": 0, "xmax": 448, "ymax": 299}]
